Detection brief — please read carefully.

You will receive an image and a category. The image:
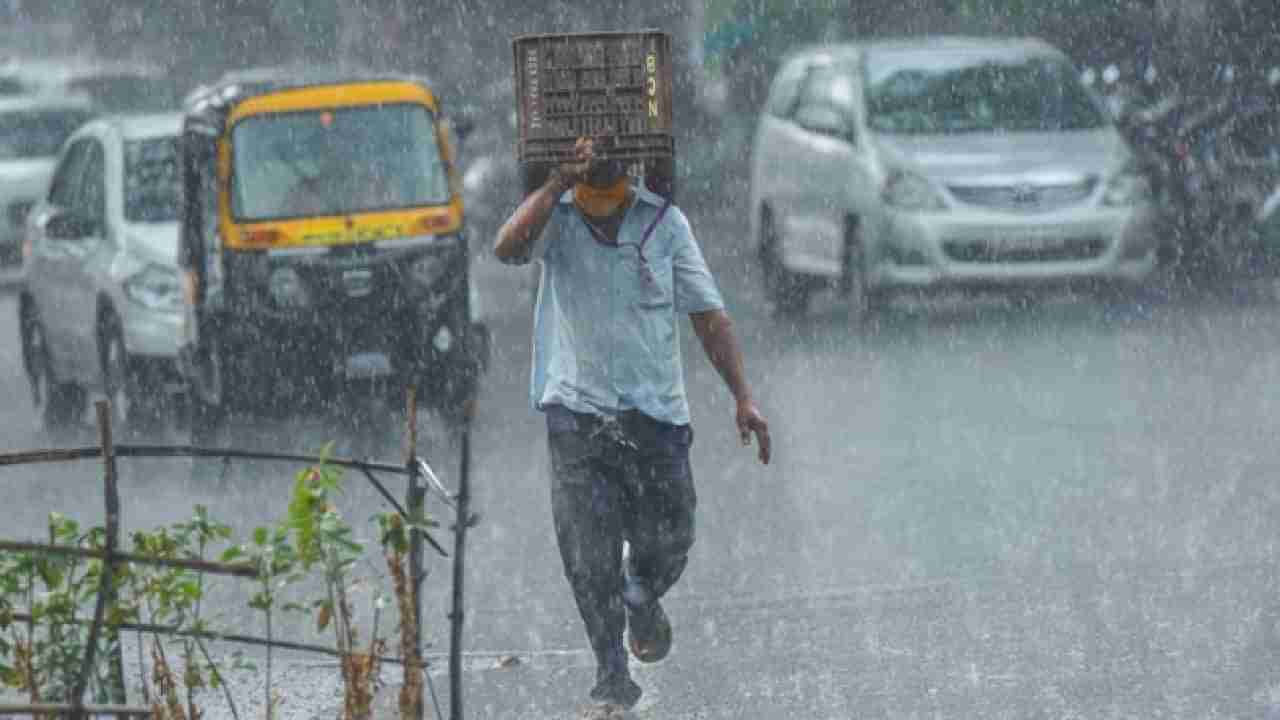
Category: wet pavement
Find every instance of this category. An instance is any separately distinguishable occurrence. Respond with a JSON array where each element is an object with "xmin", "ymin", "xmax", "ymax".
[{"xmin": 4, "ymin": 201, "xmax": 1280, "ymax": 718}]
